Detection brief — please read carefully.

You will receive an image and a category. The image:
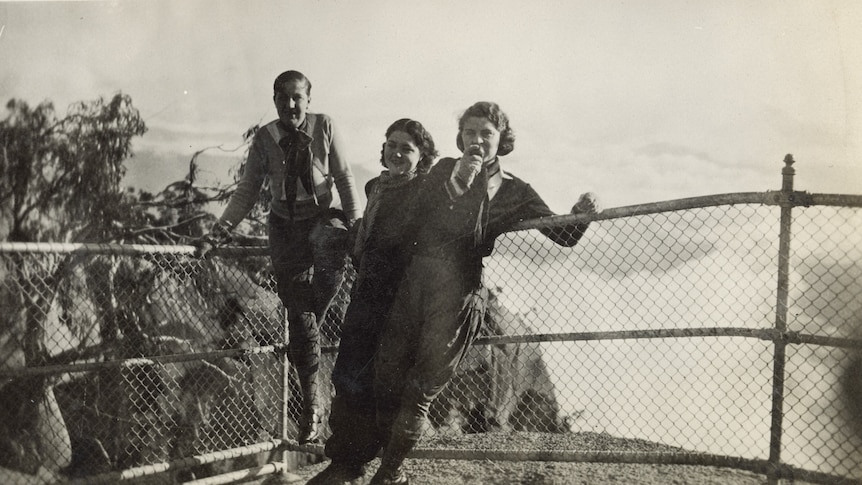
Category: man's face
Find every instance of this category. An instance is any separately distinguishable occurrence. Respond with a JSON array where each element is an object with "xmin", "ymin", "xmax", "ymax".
[{"xmin": 274, "ymin": 79, "xmax": 310, "ymax": 130}]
